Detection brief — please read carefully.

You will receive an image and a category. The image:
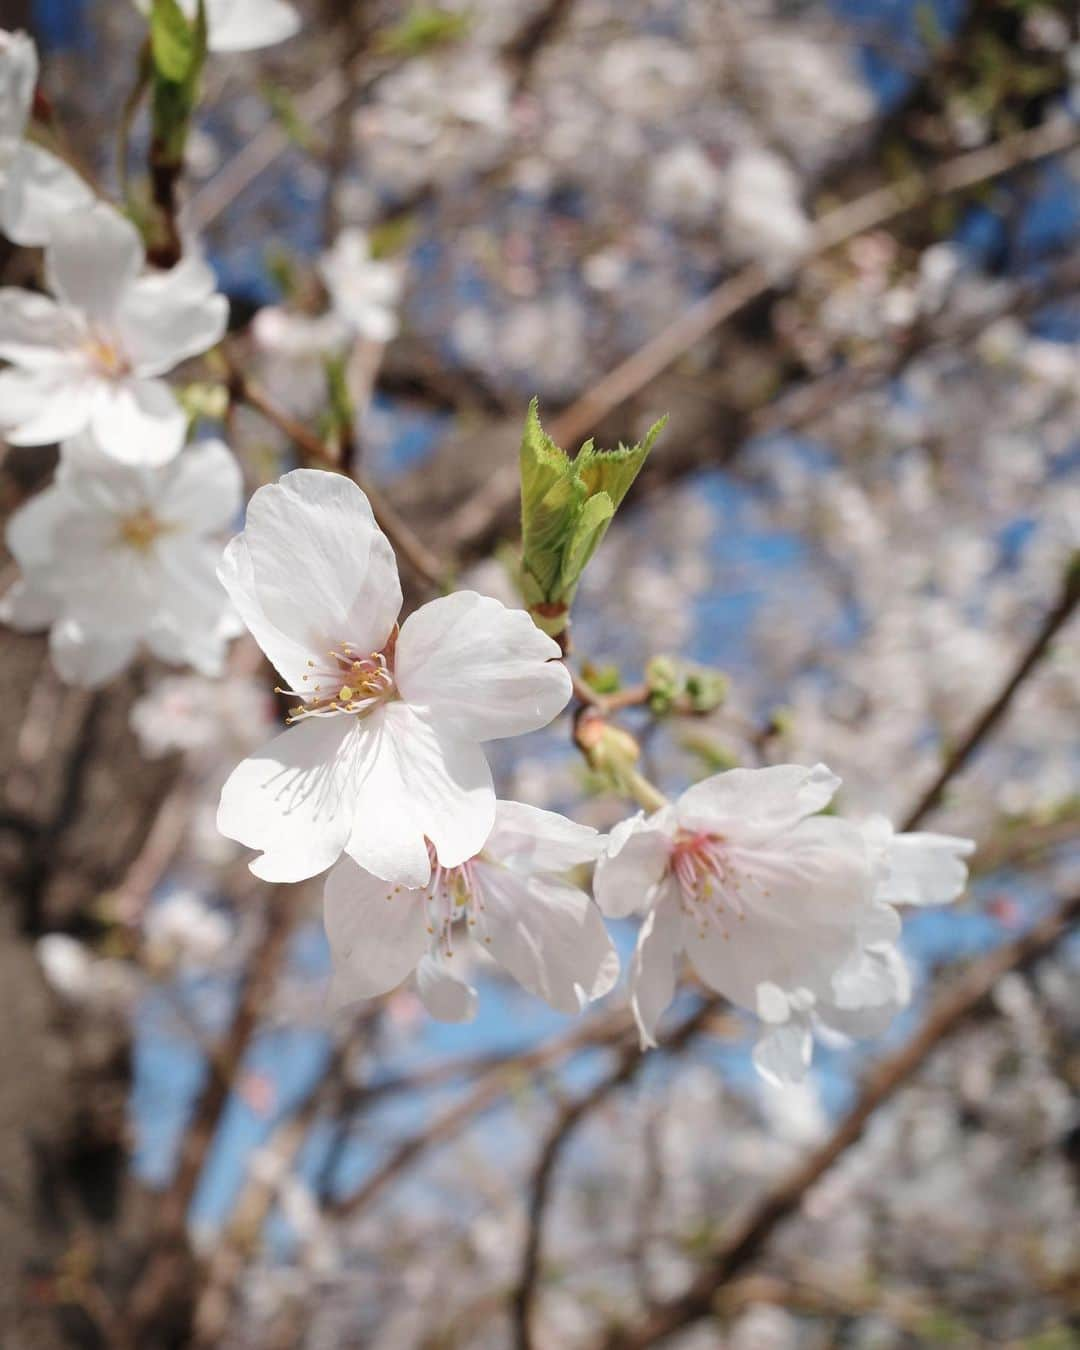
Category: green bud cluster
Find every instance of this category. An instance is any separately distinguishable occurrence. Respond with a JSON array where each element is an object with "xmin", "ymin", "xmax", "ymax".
[{"xmin": 645, "ymin": 655, "xmax": 728, "ymax": 716}]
